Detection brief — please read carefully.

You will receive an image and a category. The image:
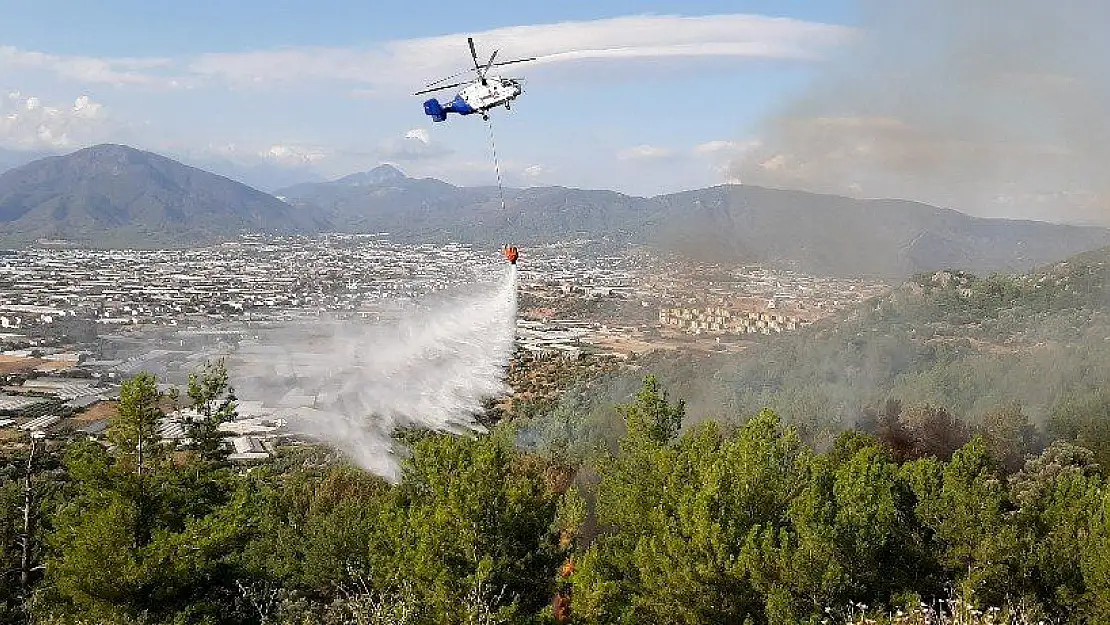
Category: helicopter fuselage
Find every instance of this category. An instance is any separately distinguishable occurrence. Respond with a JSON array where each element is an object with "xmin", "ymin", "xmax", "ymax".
[
  {"xmin": 459, "ymin": 77, "xmax": 522, "ymax": 111},
  {"xmin": 423, "ymin": 76, "xmax": 523, "ymax": 122}
]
